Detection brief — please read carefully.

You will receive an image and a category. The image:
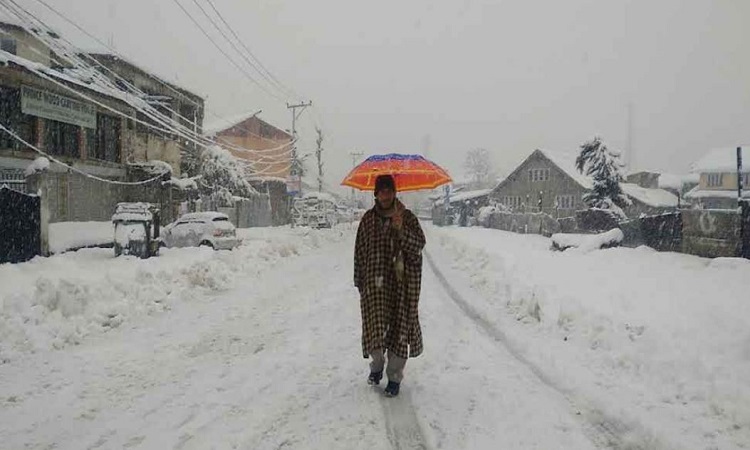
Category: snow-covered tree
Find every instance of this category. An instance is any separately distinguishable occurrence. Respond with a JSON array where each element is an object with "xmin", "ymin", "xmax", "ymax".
[
  {"xmin": 199, "ymin": 145, "xmax": 257, "ymax": 206},
  {"xmin": 463, "ymin": 148, "xmax": 496, "ymax": 189},
  {"xmin": 575, "ymin": 137, "xmax": 630, "ymax": 217}
]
